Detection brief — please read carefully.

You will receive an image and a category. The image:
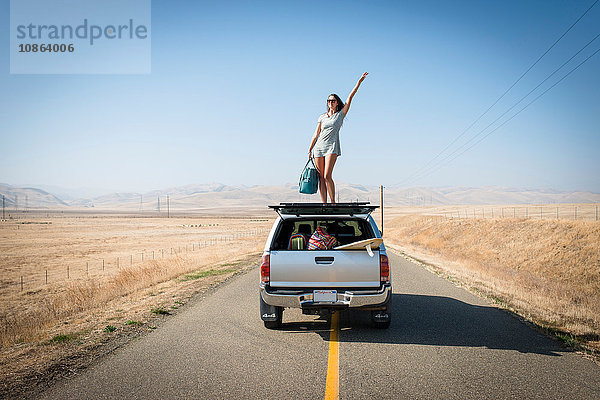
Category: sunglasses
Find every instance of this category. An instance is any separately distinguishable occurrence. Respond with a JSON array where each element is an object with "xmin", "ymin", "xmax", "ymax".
[{"xmin": 327, "ymin": 99, "xmax": 337, "ymax": 103}]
